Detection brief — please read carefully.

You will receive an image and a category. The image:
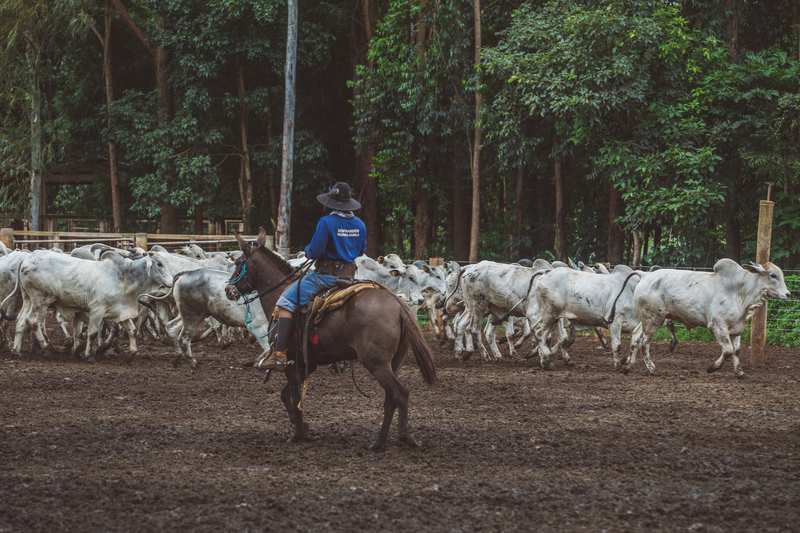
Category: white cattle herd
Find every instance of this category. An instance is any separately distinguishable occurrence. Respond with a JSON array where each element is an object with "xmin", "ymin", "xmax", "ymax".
[{"xmin": 0, "ymin": 240, "xmax": 791, "ymax": 379}]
